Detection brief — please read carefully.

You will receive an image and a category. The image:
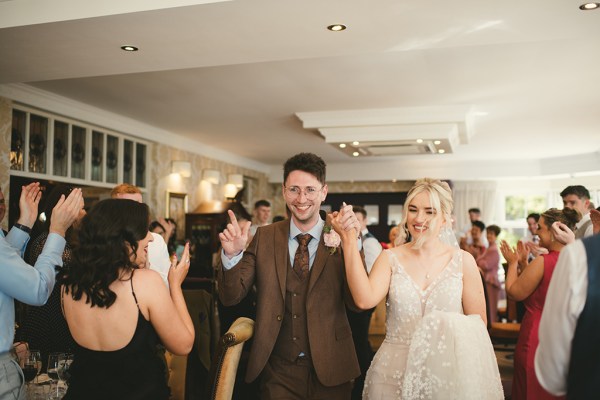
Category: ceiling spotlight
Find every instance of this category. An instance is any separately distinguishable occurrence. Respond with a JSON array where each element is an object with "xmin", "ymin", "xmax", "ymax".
[
  {"xmin": 121, "ymin": 45, "xmax": 139, "ymax": 52},
  {"xmin": 580, "ymin": 2, "xmax": 599, "ymax": 10},
  {"xmin": 339, "ymin": 143, "xmax": 347, "ymax": 148},
  {"xmin": 327, "ymin": 24, "xmax": 347, "ymax": 31},
  {"xmin": 434, "ymin": 140, "xmax": 441, "ymax": 145},
  {"xmin": 416, "ymin": 139, "xmax": 423, "ymax": 143},
  {"xmin": 352, "ymin": 141, "xmax": 360, "ymax": 146},
  {"xmin": 438, "ymin": 149, "xmax": 446, "ymax": 154},
  {"xmin": 352, "ymin": 151, "xmax": 359, "ymax": 157}
]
